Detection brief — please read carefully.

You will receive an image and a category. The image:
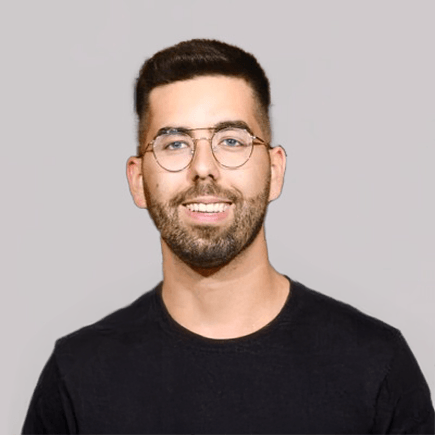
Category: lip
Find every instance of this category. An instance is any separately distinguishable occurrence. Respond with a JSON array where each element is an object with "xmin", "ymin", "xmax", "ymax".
[
  {"xmin": 182, "ymin": 196, "xmax": 232, "ymax": 205},
  {"xmin": 183, "ymin": 203, "xmax": 232, "ymax": 223}
]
